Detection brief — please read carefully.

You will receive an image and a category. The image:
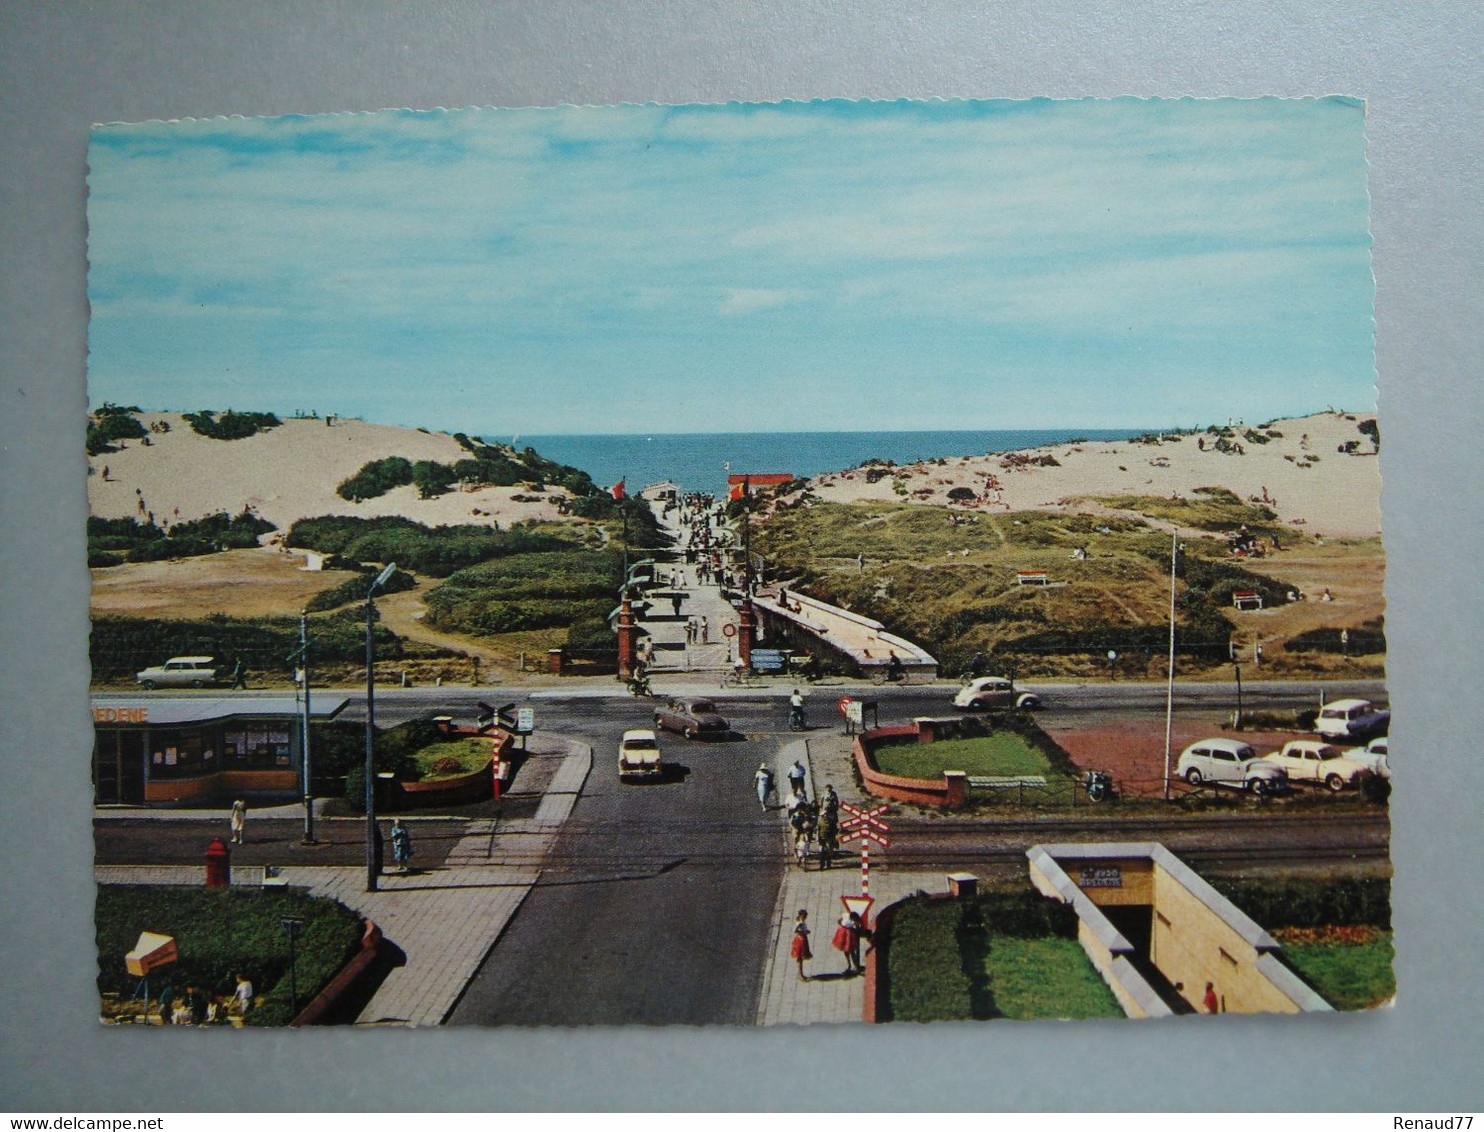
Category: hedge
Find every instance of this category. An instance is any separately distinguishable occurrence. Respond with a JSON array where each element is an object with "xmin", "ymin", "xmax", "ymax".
[
  {"xmin": 181, "ymin": 410, "xmax": 281, "ymax": 440},
  {"xmin": 1212, "ymin": 876, "xmax": 1390, "ymax": 930}
]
